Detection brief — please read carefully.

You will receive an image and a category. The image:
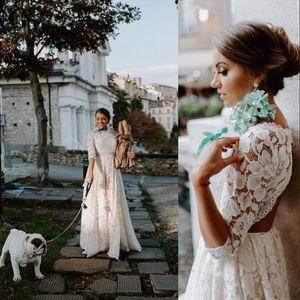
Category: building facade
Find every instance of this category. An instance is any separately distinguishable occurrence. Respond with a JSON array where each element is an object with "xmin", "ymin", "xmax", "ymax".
[
  {"xmin": 150, "ymin": 99, "xmax": 178, "ymax": 136},
  {"xmin": 109, "ymin": 73, "xmax": 178, "ymax": 135},
  {"xmin": 0, "ymin": 47, "xmax": 116, "ymax": 152}
]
